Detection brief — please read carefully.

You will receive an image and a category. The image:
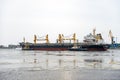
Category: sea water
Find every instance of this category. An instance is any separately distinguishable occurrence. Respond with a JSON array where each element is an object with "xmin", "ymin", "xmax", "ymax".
[{"xmin": 0, "ymin": 49, "xmax": 120, "ymax": 80}]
